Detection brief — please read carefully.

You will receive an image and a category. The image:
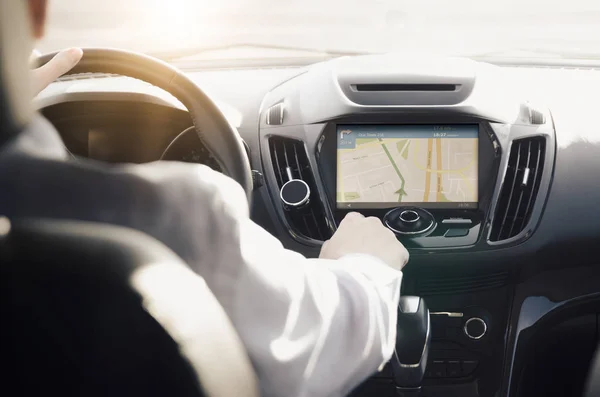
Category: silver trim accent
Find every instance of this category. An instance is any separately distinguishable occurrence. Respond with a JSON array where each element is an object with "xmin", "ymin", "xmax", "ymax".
[
  {"xmin": 399, "ymin": 210, "xmax": 420, "ymax": 223},
  {"xmin": 0, "ymin": 216, "xmax": 11, "ymax": 237},
  {"xmin": 285, "ymin": 166, "xmax": 294, "ymax": 182},
  {"xmin": 521, "ymin": 167, "xmax": 530, "ymax": 187},
  {"xmin": 441, "ymin": 218, "xmax": 472, "ymax": 225},
  {"xmin": 280, "ymin": 179, "xmax": 310, "ymax": 208},
  {"xmin": 386, "ymin": 218, "xmax": 435, "ymax": 235},
  {"xmin": 464, "ymin": 317, "xmax": 487, "ymax": 340},
  {"xmin": 430, "ymin": 311, "xmax": 464, "ymax": 318},
  {"xmin": 395, "ymin": 309, "xmax": 431, "ymax": 368}
]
